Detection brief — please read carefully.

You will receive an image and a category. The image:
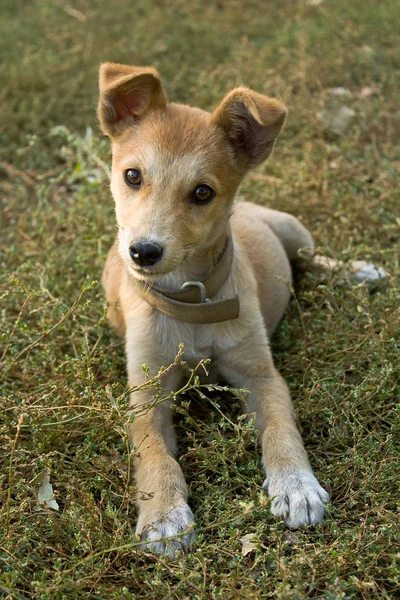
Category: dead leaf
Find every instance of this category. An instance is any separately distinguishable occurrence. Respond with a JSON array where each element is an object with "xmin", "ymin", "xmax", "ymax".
[
  {"xmin": 238, "ymin": 500, "xmax": 255, "ymax": 515},
  {"xmin": 331, "ymin": 107, "xmax": 356, "ymax": 134},
  {"xmin": 327, "ymin": 87, "xmax": 352, "ymax": 98},
  {"xmin": 349, "ymin": 261, "xmax": 389, "ymax": 286},
  {"xmin": 33, "ymin": 472, "xmax": 59, "ymax": 511},
  {"xmin": 249, "ymin": 173, "xmax": 283, "ymax": 184},
  {"xmin": 63, "ymin": 6, "xmax": 87, "ymax": 21},
  {"xmin": 240, "ymin": 533, "xmax": 258, "ymax": 556},
  {"xmin": 321, "ymin": 106, "xmax": 355, "ymax": 134},
  {"xmin": 360, "ymin": 85, "xmax": 380, "ymax": 98}
]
